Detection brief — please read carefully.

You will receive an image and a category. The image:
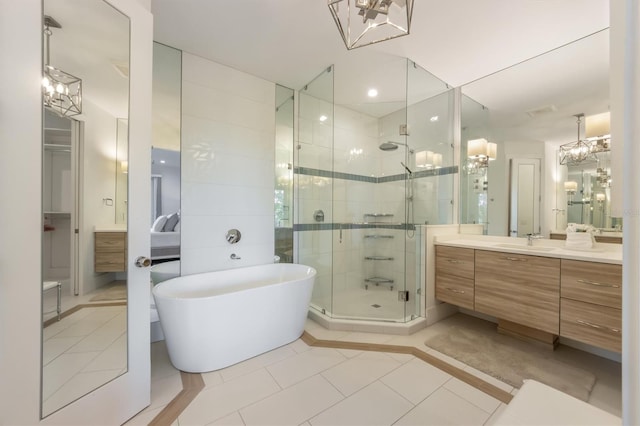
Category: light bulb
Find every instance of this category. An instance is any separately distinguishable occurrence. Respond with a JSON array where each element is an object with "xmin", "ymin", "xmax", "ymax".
[{"xmin": 56, "ymin": 83, "xmax": 64, "ymax": 94}]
